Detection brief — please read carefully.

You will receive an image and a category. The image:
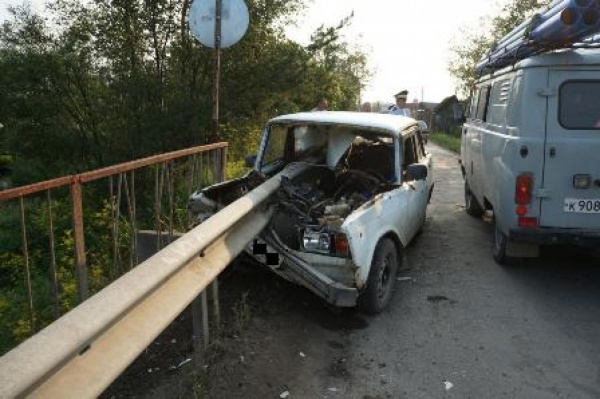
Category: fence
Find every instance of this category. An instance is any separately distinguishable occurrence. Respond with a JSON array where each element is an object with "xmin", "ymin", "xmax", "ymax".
[{"xmin": 0, "ymin": 143, "xmax": 227, "ymax": 355}]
